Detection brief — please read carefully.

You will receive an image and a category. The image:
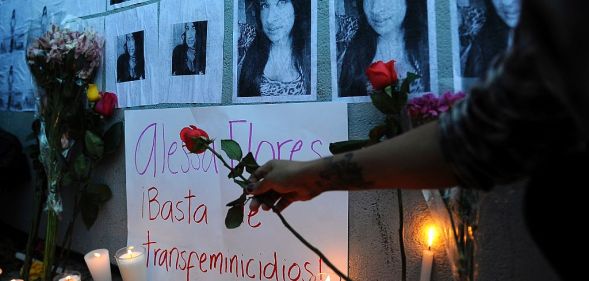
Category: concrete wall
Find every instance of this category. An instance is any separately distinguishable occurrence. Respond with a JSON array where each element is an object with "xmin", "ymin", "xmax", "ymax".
[{"xmin": 0, "ymin": 0, "xmax": 561, "ymax": 280}]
